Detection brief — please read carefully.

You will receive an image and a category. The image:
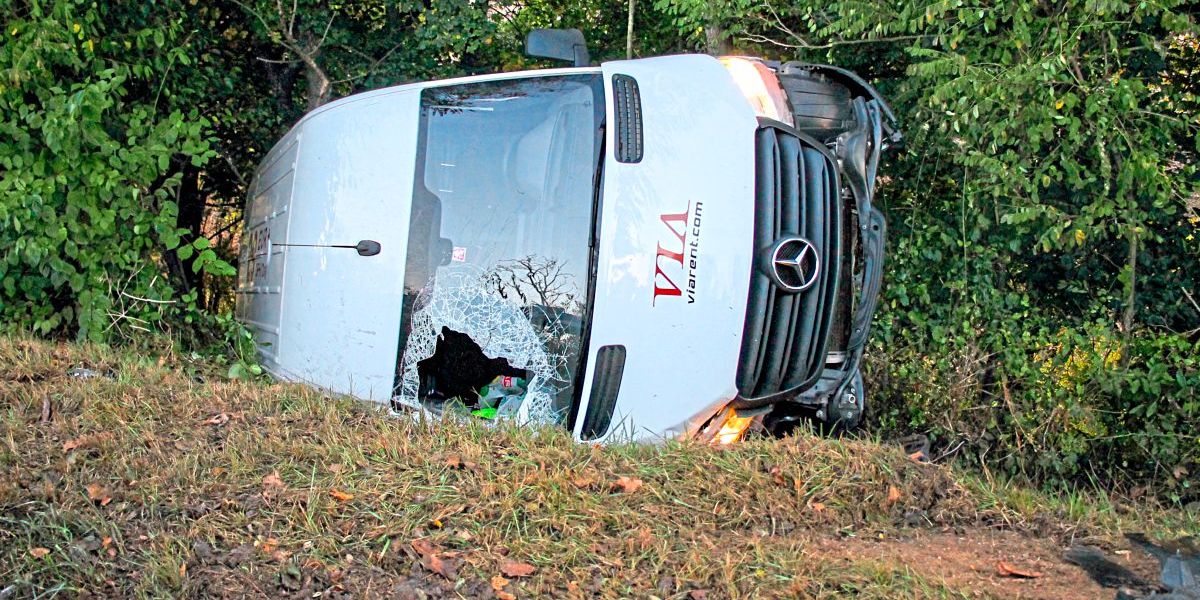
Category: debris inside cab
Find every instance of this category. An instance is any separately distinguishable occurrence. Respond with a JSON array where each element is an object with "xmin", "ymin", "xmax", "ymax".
[
  {"xmin": 395, "ymin": 270, "xmax": 571, "ymax": 425},
  {"xmin": 416, "ymin": 326, "xmax": 527, "ymax": 407}
]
